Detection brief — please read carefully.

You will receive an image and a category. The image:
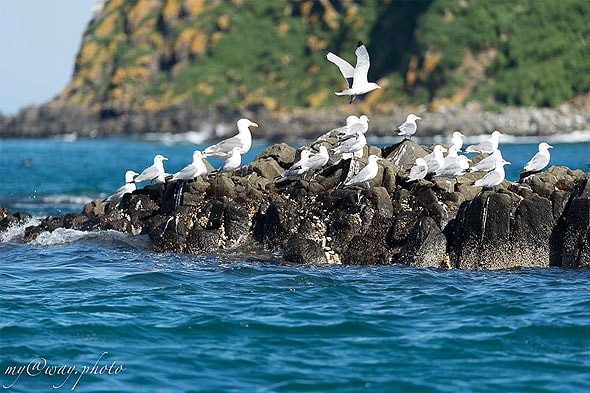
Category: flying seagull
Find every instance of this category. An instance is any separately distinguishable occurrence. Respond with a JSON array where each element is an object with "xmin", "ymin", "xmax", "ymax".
[
  {"xmin": 203, "ymin": 118, "xmax": 258, "ymax": 160},
  {"xmin": 519, "ymin": 142, "xmax": 553, "ymax": 181},
  {"xmin": 325, "ymin": 41, "xmax": 381, "ymax": 104}
]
